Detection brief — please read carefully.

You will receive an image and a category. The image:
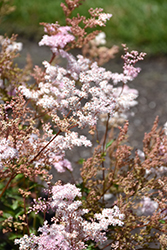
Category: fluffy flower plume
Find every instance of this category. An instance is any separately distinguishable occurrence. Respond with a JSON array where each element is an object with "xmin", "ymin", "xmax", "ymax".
[
  {"xmin": 39, "ymin": 25, "xmax": 75, "ymax": 52},
  {"xmin": 0, "ymin": 138, "xmax": 18, "ymax": 169},
  {"xmin": 138, "ymin": 197, "xmax": 159, "ymax": 216},
  {"xmin": 15, "ymin": 184, "xmax": 124, "ymax": 249},
  {"xmin": 94, "ymin": 32, "xmax": 106, "ymax": 45},
  {"xmin": 19, "ymin": 47, "xmax": 139, "ymax": 131}
]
